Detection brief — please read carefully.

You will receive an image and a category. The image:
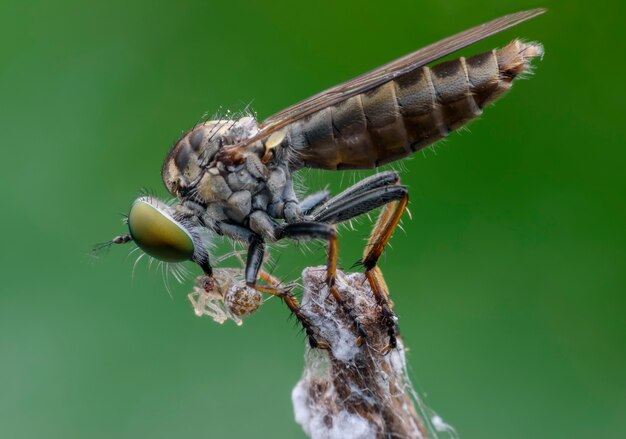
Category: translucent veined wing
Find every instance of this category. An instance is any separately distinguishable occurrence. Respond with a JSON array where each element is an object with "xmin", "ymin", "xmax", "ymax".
[{"xmin": 232, "ymin": 8, "xmax": 544, "ymax": 150}]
